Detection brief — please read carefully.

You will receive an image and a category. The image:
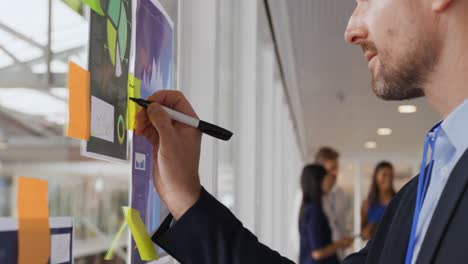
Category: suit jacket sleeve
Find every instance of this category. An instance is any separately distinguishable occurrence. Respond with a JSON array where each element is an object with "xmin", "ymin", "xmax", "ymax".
[
  {"xmin": 152, "ymin": 187, "xmax": 294, "ymax": 264},
  {"xmin": 342, "ymin": 241, "xmax": 370, "ymax": 264}
]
